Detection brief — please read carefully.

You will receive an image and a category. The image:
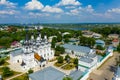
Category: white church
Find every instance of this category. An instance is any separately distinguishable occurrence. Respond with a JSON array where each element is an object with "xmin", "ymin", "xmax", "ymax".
[{"xmin": 10, "ymin": 27, "xmax": 54, "ymax": 70}]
